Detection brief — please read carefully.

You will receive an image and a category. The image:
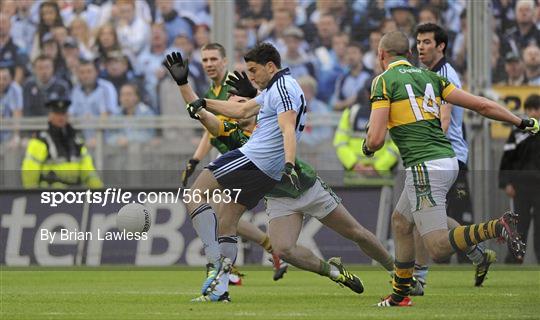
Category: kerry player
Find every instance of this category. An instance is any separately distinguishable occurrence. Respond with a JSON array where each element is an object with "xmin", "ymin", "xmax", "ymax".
[{"xmin": 364, "ymin": 31, "xmax": 538, "ymax": 307}]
